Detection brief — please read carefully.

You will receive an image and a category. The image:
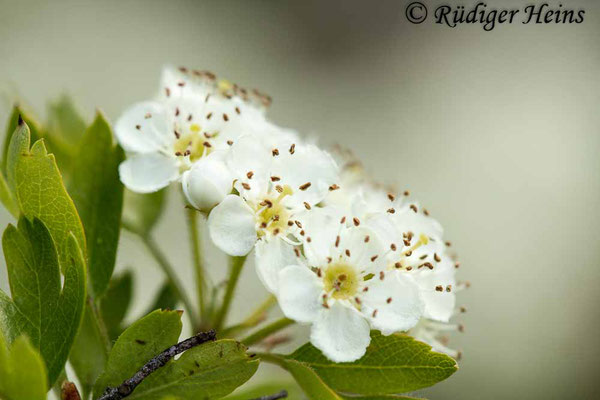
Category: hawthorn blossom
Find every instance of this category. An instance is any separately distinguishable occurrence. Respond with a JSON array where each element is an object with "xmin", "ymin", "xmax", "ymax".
[
  {"xmin": 207, "ymin": 136, "xmax": 339, "ymax": 292},
  {"xmin": 115, "ymin": 66, "xmax": 278, "ymax": 193},
  {"xmin": 364, "ymin": 203, "xmax": 457, "ymax": 322},
  {"xmin": 274, "ymin": 206, "xmax": 424, "ymax": 362}
]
